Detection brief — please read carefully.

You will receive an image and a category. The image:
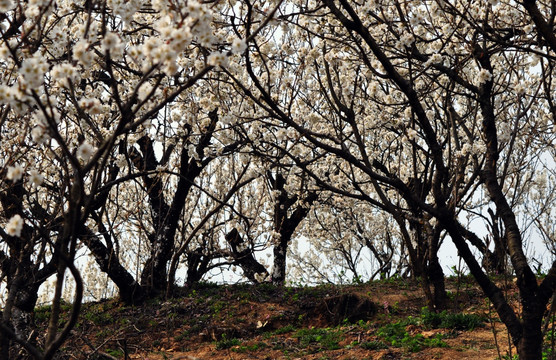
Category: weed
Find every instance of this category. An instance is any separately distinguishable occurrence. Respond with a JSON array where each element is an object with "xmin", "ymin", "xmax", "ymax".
[
  {"xmin": 353, "ymin": 319, "xmax": 371, "ymax": 330},
  {"xmin": 34, "ymin": 305, "xmax": 51, "ymax": 322},
  {"xmin": 196, "ymin": 281, "xmax": 220, "ymax": 290},
  {"xmin": 360, "ymin": 340, "xmax": 389, "ymax": 350},
  {"xmin": 543, "ymin": 329, "xmax": 556, "ymax": 360},
  {"xmin": 83, "ymin": 309, "xmax": 113, "ymax": 326},
  {"xmin": 210, "ymin": 300, "xmax": 226, "ymax": 317},
  {"xmin": 188, "ymin": 289, "xmax": 198, "ymax": 298},
  {"xmin": 500, "ymin": 355, "xmax": 519, "ymax": 360},
  {"xmin": 274, "ymin": 324, "xmax": 296, "ymax": 334},
  {"xmin": 105, "ymin": 348, "xmax": 124, "ymax": 357},
  {"xmin": 215, "ymin": 334, "xmax": 241, "ymax": 350},
  {"xmin": 293, "ymin": 327, "xmax": 343, "ymax": 351},
  {"xmin": 174, "ymin": 331, "xmax": 188, "ymax": 342},
  {"xmin": 377, "ymin": 321, "xmax": 447, "ymax": 352},
  {"xmin": 262, "ymin": 325, "xmax": 295, "ymax": 340},
  {"xmin": 420, "ymin": 307, "xmax": 483, "ymax": 330},
  {"xmin": 254, "ymin": 282, "xmax": 278, "ymax": 300},
  {"xmin": 95, "ymin": 328, "xmax": 114, "ymax": 338}
]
